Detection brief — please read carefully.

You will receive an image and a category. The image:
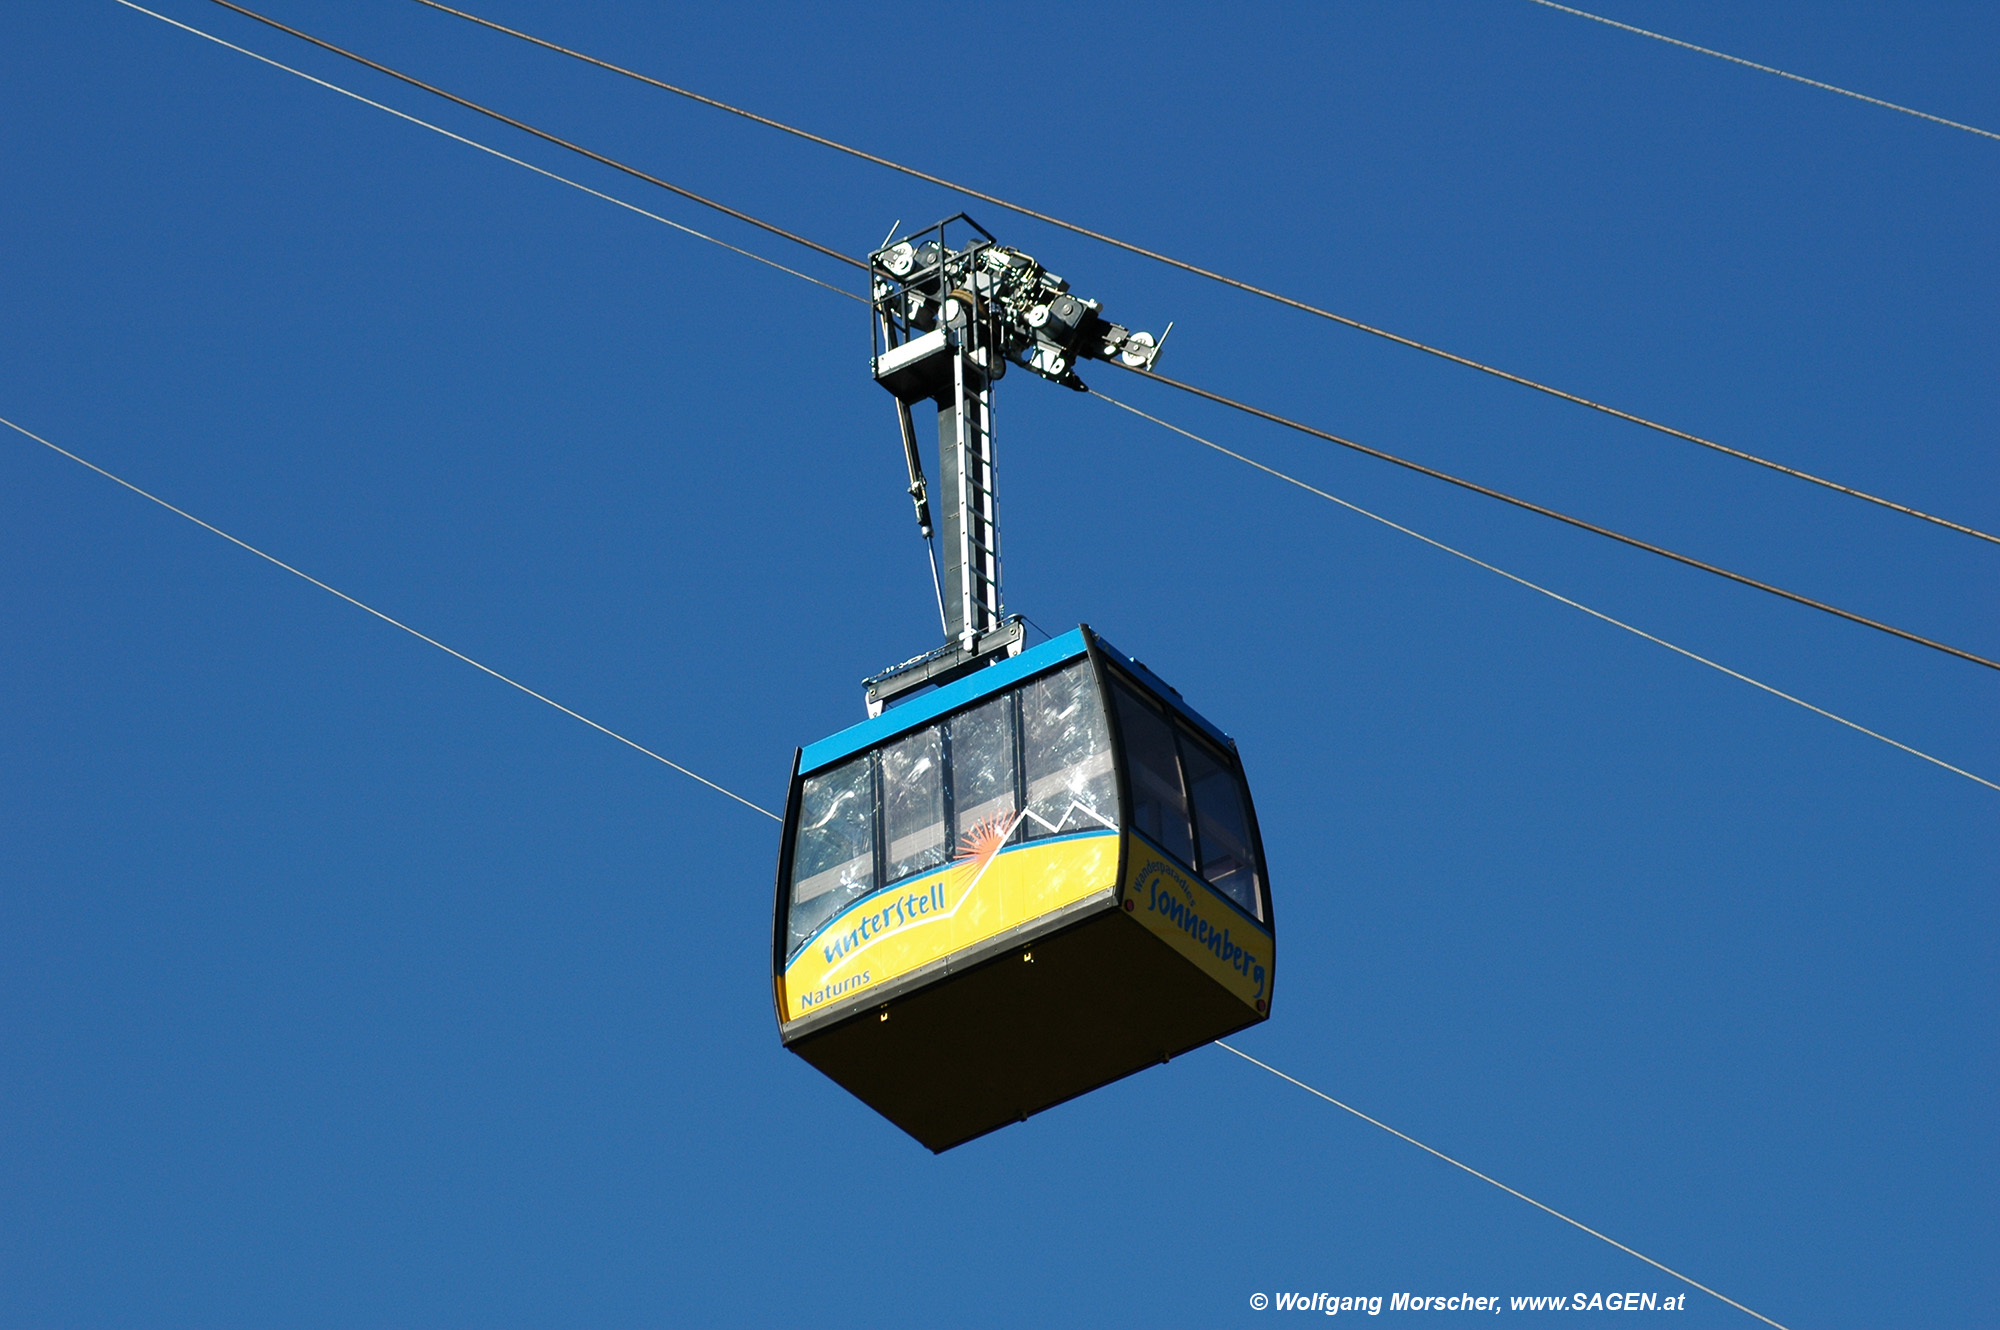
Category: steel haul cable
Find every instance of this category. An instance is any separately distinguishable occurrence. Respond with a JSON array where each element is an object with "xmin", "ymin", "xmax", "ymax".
[
  {"xmin": 1215, "ymin": 1043, "xmax": 1795, "ymax": 1330},
  {"xmin": 114, "ymin": 0, "xmax": 863, "ymax": 301},
  {"xmin": 0, "ymin": 414, "xmax": 782, "ymax": 823},
  {"xmin": 201, "ymin": 0, "xmax": 865, "ymax": 274},
  {"xmin": 400, "ymin": 0, "xmax": 2000, "ymax": 547},
  {"xmin": 7, "ymin": 396, "xmax": 1831, "ymax": 1329},
  {"xmin": 105, "ymin": 2, "xmax": 2000, "ymax": 748},
  {"xmin": 109, "ymin": 2, "xmax": 2000, "ymax": 750},
  {"xmin": 1525, "ymin": 0, "xmax": 2000, "ymax": 142},
  {"xmin": 0, "ymin": 427, "xmax": 1836, "ymax": 1330},
  {"xmin": 134, "ymin": 0, "xmax": 2000, "ymax": 675},
  {"xmin": 1086, "ymin": 388, "xmax": 1997, "ymax": 793},
  {"xmin": 1116, "ymin": 367, "xmax": 2000, "ymax": 673}
]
